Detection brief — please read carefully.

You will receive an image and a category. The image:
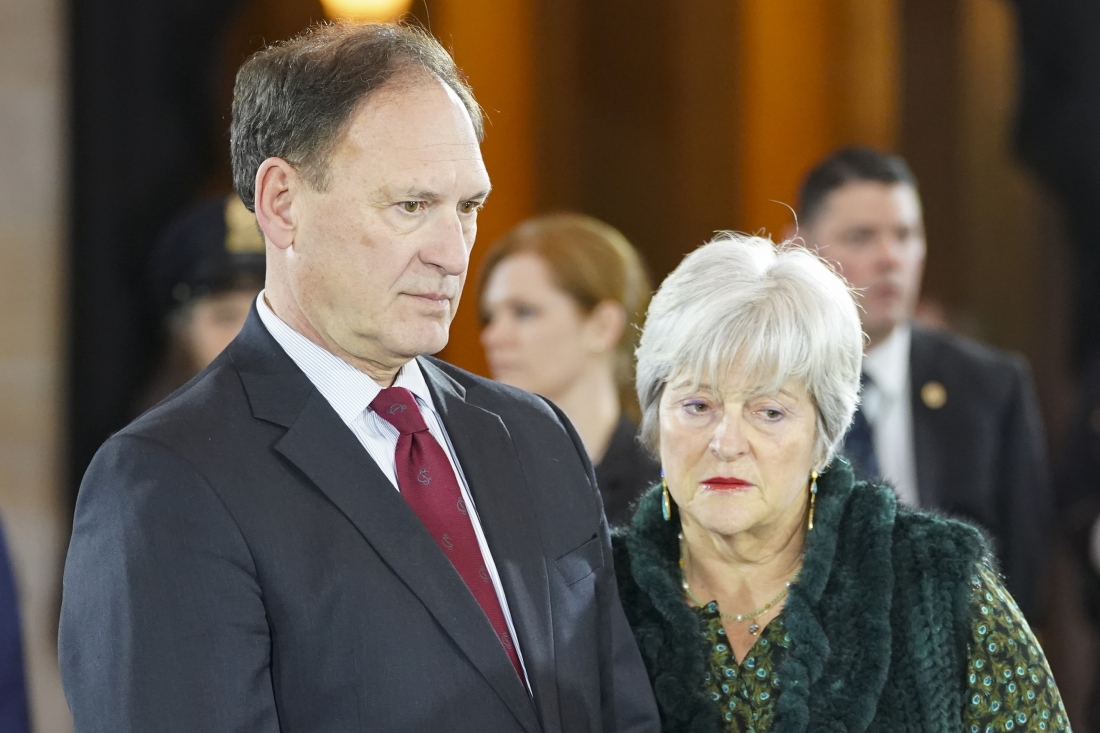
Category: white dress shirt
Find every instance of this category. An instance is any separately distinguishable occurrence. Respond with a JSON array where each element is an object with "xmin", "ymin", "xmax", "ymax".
[
  {"xmin": 256, "ymin": 292, "xmax": 530, "ymax": 686},
  {"xmin": 861, "ymin": 323, "xmax": 920, "ymax": 507}
]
